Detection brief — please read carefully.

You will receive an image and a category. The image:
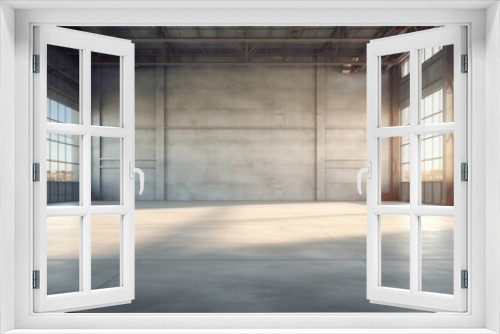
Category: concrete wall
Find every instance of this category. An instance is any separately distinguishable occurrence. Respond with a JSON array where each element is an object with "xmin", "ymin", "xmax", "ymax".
[
  {"xmin": 325, "ymin": 69, "xmax": 370, "ymax": 201},
  {"xmin": 92, "ymin": 64, "xmax": 389, "ymax": 201},
  {"xmin": 92, "ymin": 66, "xmax": 158, "ymax": 201},
  {"xmin": 165, "ymin": 65, "xmax": 316, "ymax": 200}
]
